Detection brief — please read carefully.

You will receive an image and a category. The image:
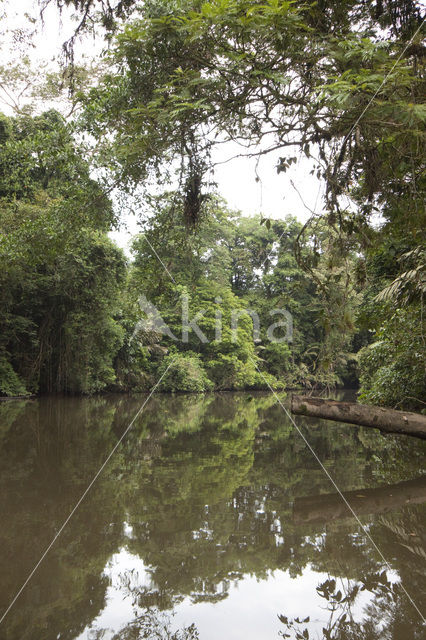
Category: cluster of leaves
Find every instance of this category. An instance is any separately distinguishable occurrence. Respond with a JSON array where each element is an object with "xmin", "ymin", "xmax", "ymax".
[
  {"xmin": 359, "ymin": 306, "xmax": 426, "ymax": 411},
  {"xmin": 77, "ymin": 0, "xmax": 424, "ymax": 218}
]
